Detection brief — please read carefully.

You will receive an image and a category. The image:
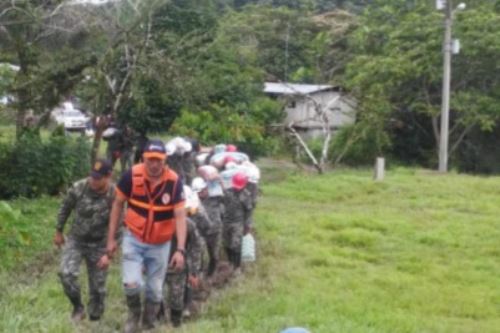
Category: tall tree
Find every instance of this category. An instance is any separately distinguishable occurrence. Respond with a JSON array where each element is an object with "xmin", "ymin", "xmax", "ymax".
[
  {"xmin": 344, "ymin": 0, "xmax": 500, "ymax": 167},
  {"xmin": 0, "ymin": 0, "xmax": 97, "ymax": 137},
  {"xmin": 75, "ymin": 0, "xmax": 176, "ymax": 163}
]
